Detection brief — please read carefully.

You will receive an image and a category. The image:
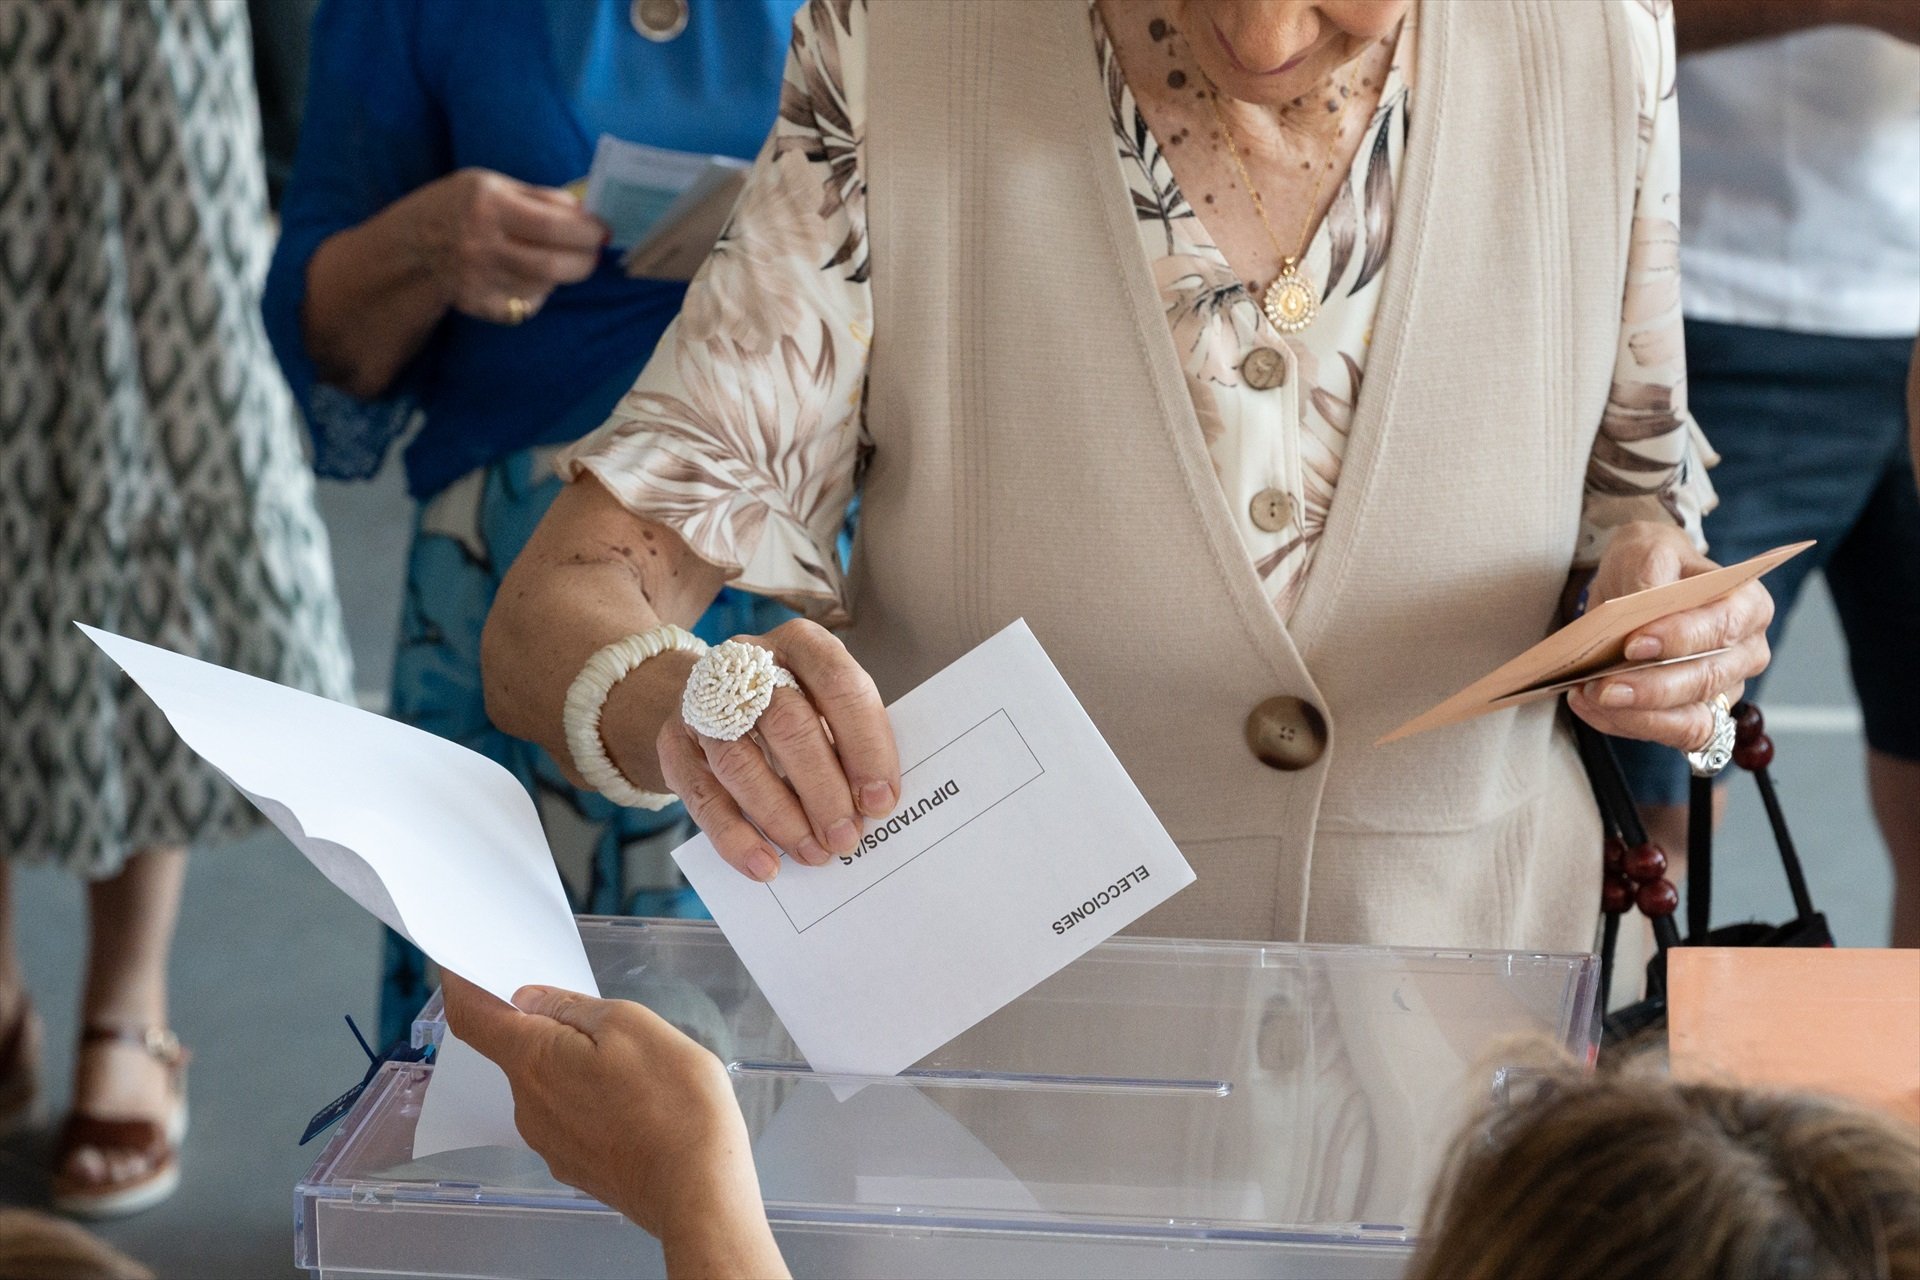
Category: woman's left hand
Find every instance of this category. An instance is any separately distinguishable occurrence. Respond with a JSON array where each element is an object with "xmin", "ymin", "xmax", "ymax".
[
  {"xmin": 442, "ymin": 973, "xmax": 788, "ymax": 1278},
  {"xmin": 1567, "ymin": 521, "xmax": 1774, "ymax": 751}
]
